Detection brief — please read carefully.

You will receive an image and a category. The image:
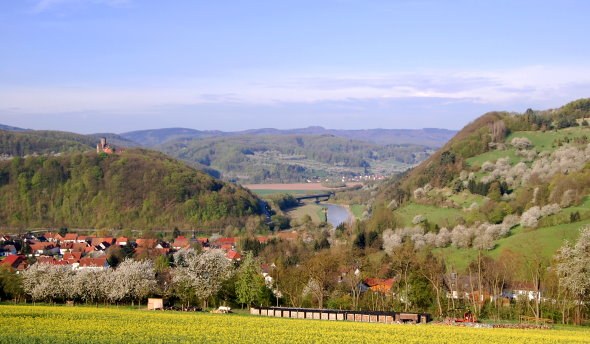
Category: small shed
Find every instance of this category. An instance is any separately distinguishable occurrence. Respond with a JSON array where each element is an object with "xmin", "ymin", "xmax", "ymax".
[{"xmin": 147, "ymin": 298, "xmax": 164, "ymax": 310}]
